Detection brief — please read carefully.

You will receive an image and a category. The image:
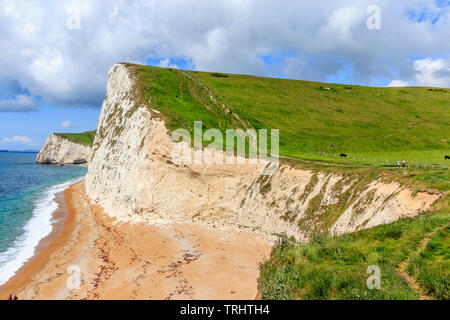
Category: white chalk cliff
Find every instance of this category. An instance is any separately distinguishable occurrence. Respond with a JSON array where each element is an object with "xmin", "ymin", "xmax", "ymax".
[
  {"xmin": 36, "ymin": 133, "xmax": 92, "ymax": 165},
  {"xmin": 85, "ymin": 63, "xmax": 440, "ymax": 241}
]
